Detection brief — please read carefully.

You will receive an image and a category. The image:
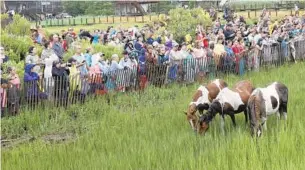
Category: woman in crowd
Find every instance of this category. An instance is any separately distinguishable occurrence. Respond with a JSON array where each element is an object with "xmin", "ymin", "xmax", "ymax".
[
  {"xmin": 6, "ymin": 67, "xmax": 21, "ymax": 115},
  {"xmin": 224, "ymin": 40, "xmax": 235, "ymax": 73},
  {"xmin": 25, "ymin": 46, "xmax": 41, "ymax": 75},
  {"xmin": 52, "ymin": 61, "xmax": 70, "ymax": 107},
  {"xmin": 24, "ymin": 64, "xmax": 46, "ymax": 106},
  {"xmin": 73, "ymin": 45, "xmax": 88, "ymax": 76}
]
